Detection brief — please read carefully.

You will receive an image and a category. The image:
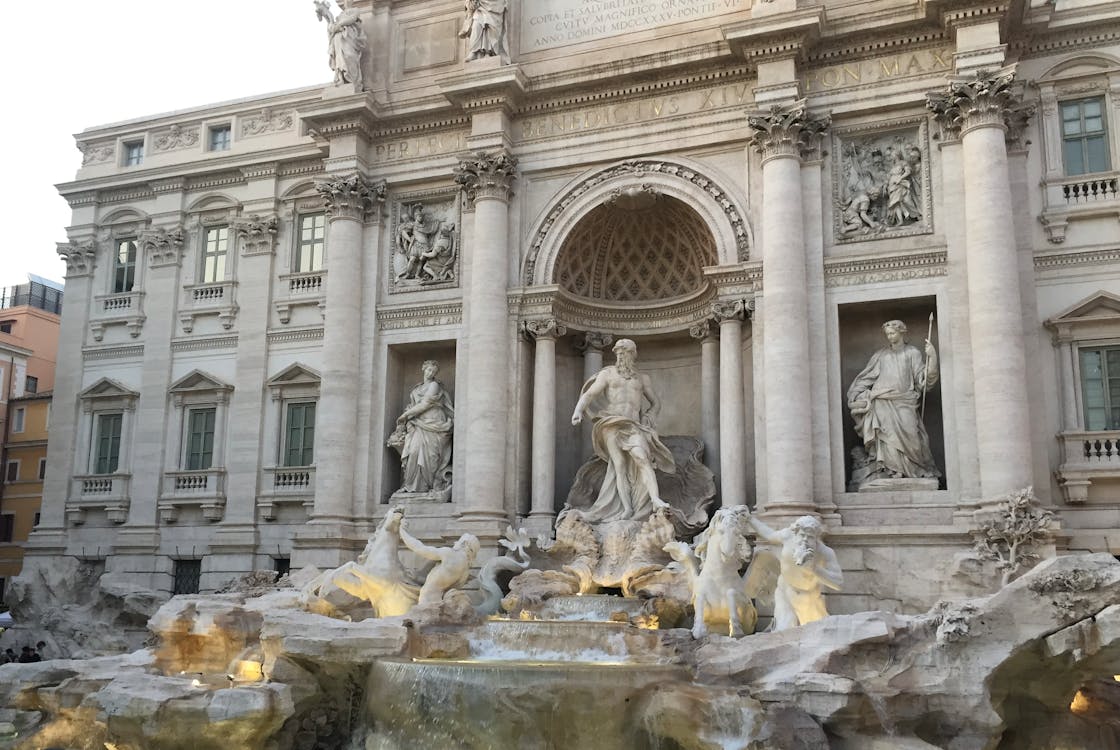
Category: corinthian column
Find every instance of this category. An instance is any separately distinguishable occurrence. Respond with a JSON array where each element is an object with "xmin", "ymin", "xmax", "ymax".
[
  {"xmin": 576, "ymin": 332, "xmax": 613, "ymax": 459},
  {"xmin": 523, "ymin": 319, "xmax": 566, "ymax": 527},
  {"xmin": 747, "ymin": 102, "xmax": 829, "ymax": 519},
  {"xmin": 927, "ymin": 70, "xmax": 1034, "ymax": 499},
  {"xmin": 712, "ymin": 300, "xmax": 748, "ymax": 506},
  {"xmin": 454, "ymin": 150, "xmax": 517, "ymax": 522},
  {"xmin": 689, "ymin": 320, "xmax": 719, "ymax": 481},
  {"xmin": 312, "ymin": 174, "xmax": 384, "ymax": 522}
]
